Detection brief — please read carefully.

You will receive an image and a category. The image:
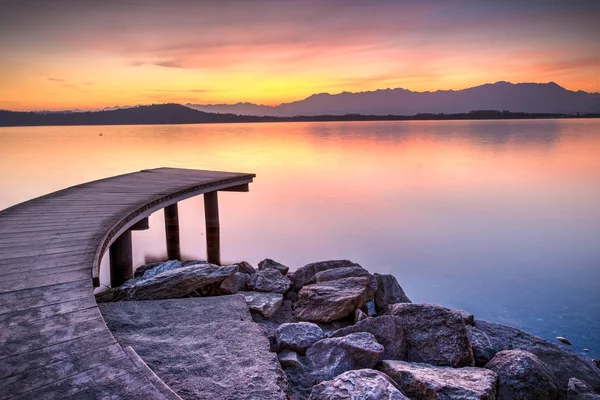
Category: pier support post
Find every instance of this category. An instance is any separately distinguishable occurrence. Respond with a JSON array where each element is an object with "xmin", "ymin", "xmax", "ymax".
[
  {"xmin": 204, "ymin": 191, "xmax": 221, "ymax": 265},
  {"xmin": 164, "ymin": 203, "xmax": 181, "ymax": 260},
  {"xmin": 109, "ymin": 230, "xmax": 133, "ymax": 287}
]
